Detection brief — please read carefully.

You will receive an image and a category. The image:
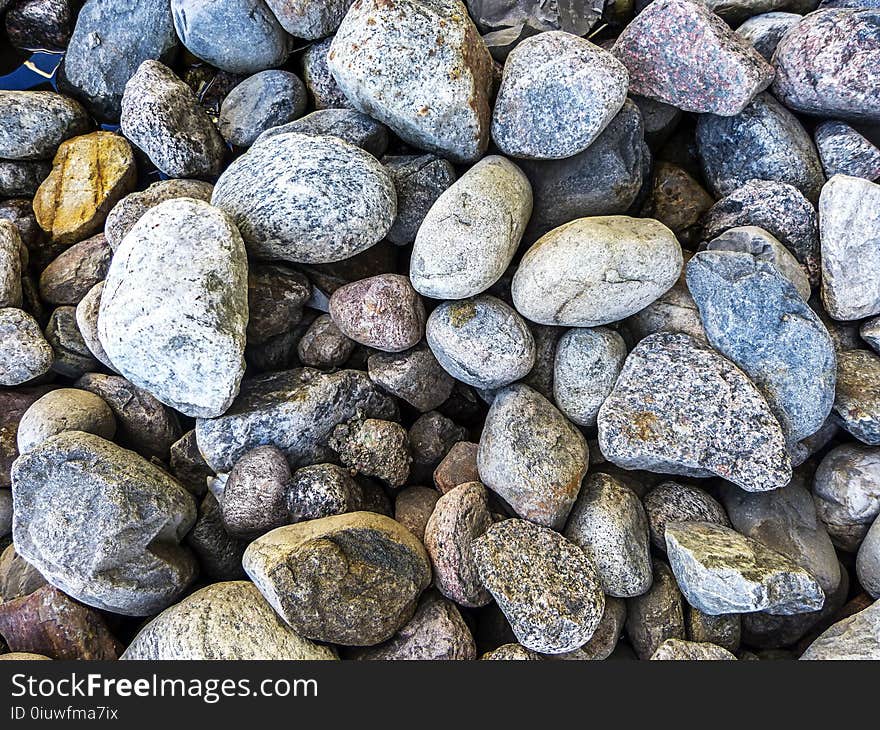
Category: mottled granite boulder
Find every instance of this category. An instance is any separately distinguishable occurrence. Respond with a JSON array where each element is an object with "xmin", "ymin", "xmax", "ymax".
[
  {"xmin": 0, "ymin": 91, "xmax": 89, "ymax": 160},
  {"xmin": 287, "ymin": 463, "xmax": 363, "ymax": 524},
  {"xmin": 0, "ymin": 309, "xmax": 53, "ymax": 386},
  {"xmin": 735, "ymin": 12, "xmax": 801, "ymax": 61},
  {"xmin": 255, "ymin": 109, "xmax": 389, "ymax": 157}
]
